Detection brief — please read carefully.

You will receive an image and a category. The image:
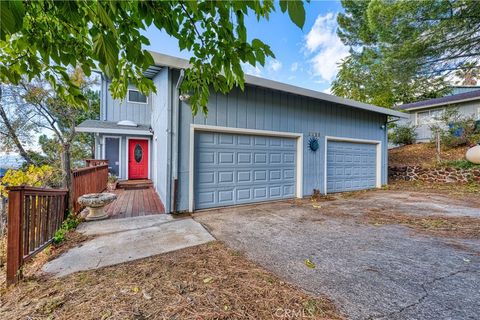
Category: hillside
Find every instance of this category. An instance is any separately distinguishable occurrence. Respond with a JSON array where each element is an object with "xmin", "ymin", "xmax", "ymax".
[{"xmin": 389, "ymin": 143, "xmax": 470, "ymax": 168}]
